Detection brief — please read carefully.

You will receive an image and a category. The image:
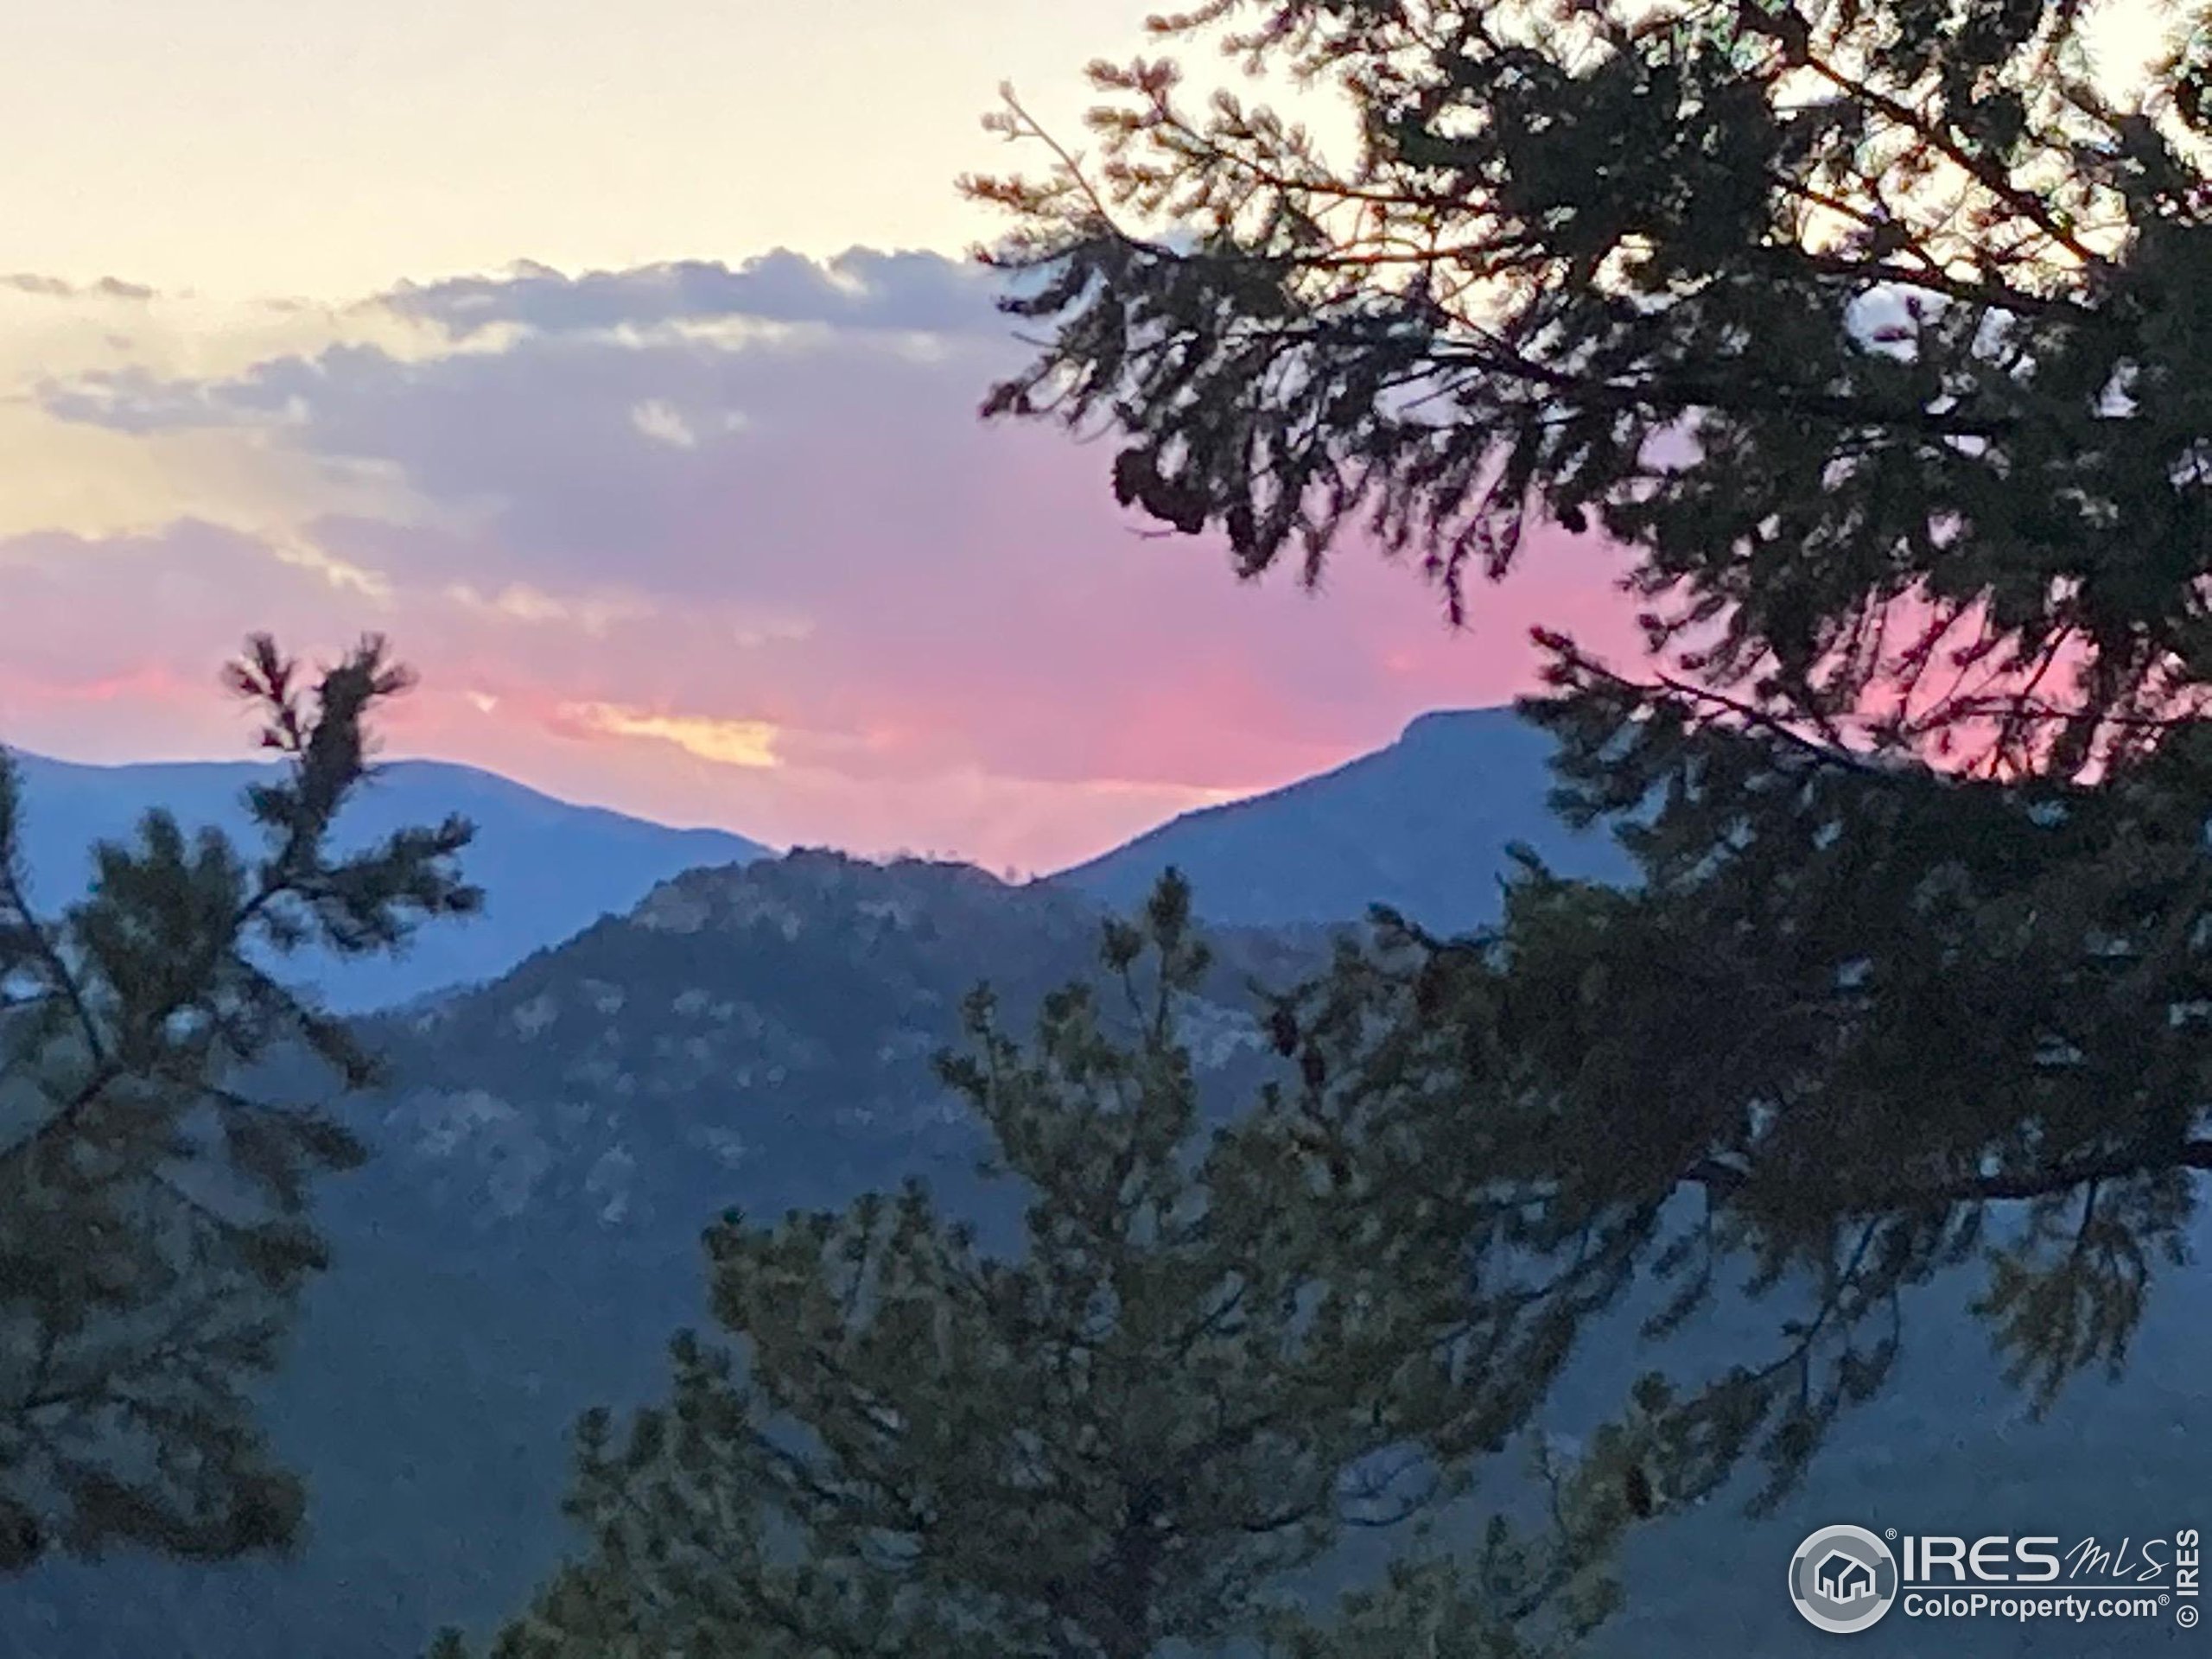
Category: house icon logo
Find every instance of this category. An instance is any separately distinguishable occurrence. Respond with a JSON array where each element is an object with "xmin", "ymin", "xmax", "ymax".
[
  {"xmin": 1789, "ymin": 1524, "xmax": 1899, "ymax": 1633},
  {"xmin": 1817, "ymin": 1551, "xmax": 1876, "ymax": 1601}
]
